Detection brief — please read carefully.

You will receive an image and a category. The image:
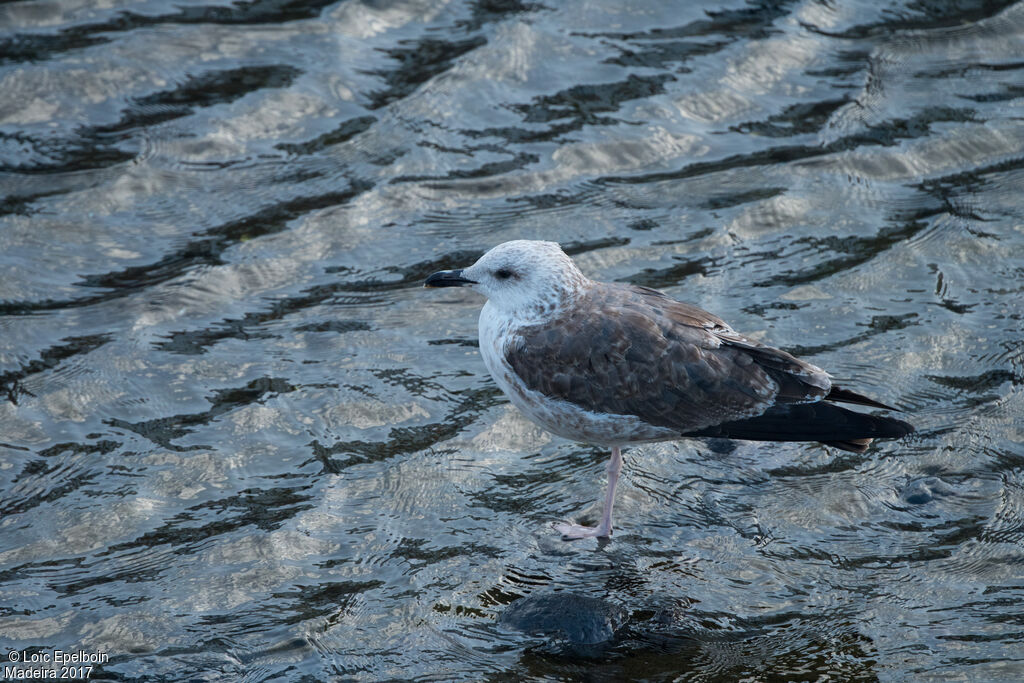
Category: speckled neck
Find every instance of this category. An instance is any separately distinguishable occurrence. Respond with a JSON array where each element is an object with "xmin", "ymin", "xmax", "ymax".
[{"xmin": 515, "ymin": 265, "xmax": 590, "ymax": 324}]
